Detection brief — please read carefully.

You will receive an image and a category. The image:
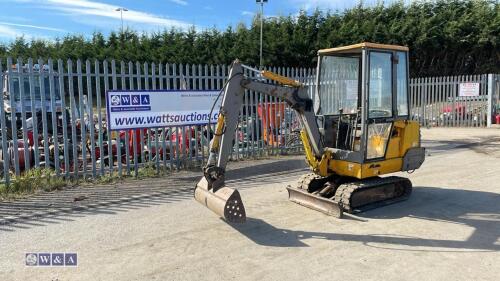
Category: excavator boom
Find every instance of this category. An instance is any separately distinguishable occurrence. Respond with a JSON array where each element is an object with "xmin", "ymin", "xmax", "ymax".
[{"xmin": 194, "ymin": 60, "xmax": 325, "ymax": 222}]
